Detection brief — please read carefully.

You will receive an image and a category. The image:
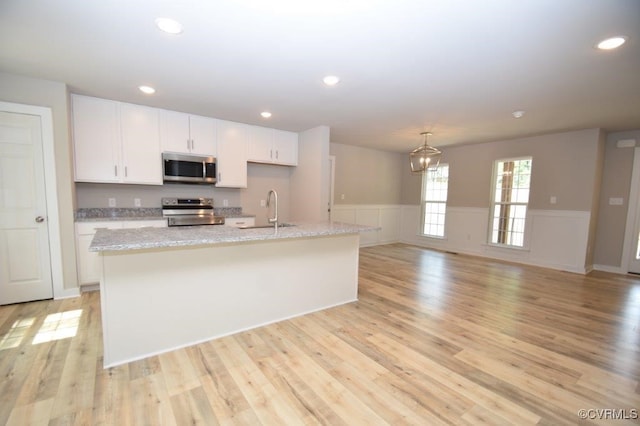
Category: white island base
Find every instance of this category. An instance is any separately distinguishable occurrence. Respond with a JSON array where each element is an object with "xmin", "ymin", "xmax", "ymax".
[{"xmin": 99, "ymin": 234, "xmax": 359, "ymax": 368}]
